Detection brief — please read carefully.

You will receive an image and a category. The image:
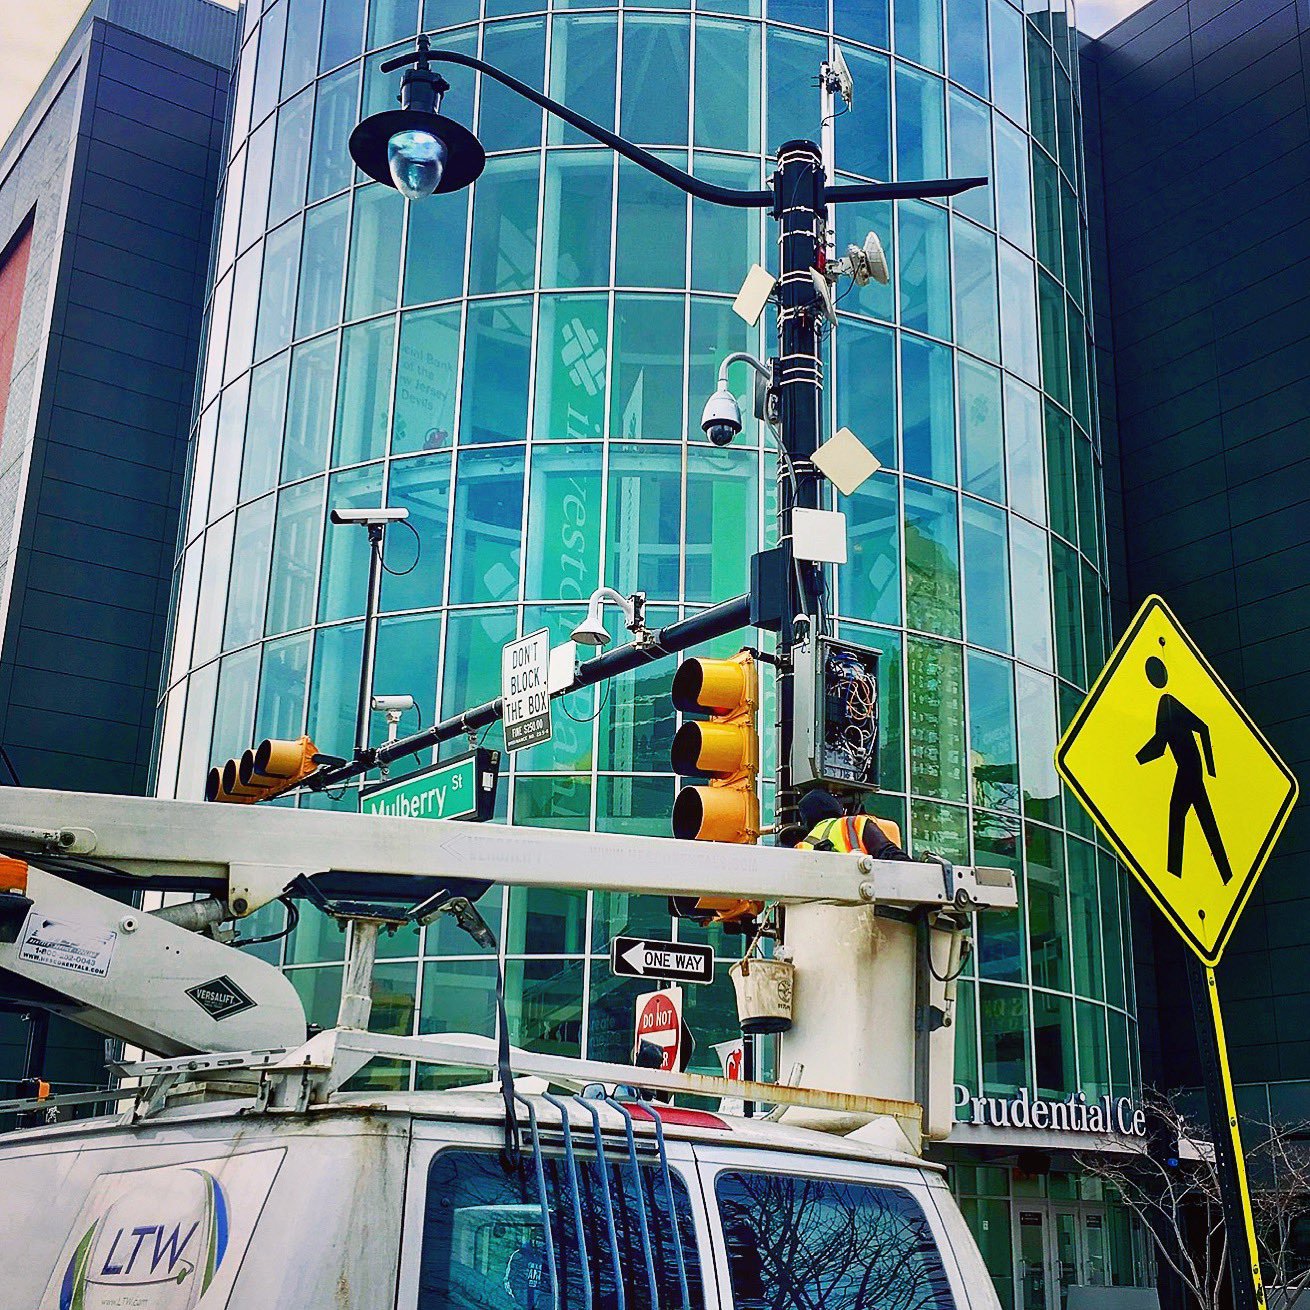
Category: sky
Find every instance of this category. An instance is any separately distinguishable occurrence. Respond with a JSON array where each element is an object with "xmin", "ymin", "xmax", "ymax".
[{"xmin": 0, "ymin": 0, "xmax": 1148, "ymax": 152}]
